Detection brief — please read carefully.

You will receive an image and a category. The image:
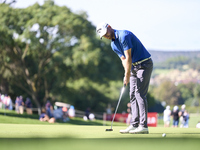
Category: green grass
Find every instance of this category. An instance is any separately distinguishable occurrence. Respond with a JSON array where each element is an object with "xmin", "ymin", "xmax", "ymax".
[
  {"xmin": 1, "ymin": 109, "xmax": 200, "ymax": 150},
  {"xmin": 0, "ymin": 109, "xmax": 125, "ymax": 126},
  {"xmin": 0, "ymin": 124, "xmax": 200, "ymax": 150},
  {"xmin": 1, "ymin": 124, "xmax": 200, "ymax": 139}
]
